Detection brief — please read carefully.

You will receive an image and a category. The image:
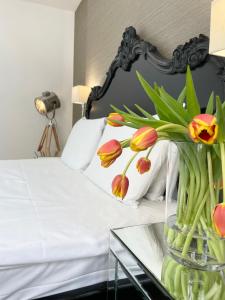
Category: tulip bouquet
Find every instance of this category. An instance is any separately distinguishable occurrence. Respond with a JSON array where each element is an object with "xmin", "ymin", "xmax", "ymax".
[{"xmin": 97, "ymin": 66, "xmax": 225, "ymax": 299}]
